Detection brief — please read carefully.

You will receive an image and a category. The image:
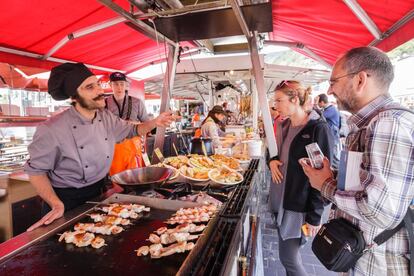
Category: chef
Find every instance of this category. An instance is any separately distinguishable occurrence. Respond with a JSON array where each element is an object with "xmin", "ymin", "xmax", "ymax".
[{"xmin": 25, "ymin": 63, "xmax": 175, "ymax": 231}]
